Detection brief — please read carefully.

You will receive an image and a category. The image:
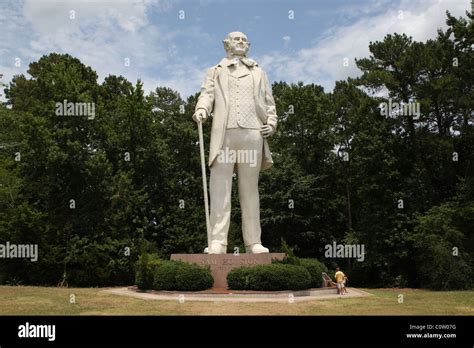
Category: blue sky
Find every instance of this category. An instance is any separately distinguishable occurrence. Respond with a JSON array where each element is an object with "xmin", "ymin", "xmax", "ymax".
[{"xmin": 0, "ymin": 0, "xmax": 471, "ymax": 99}]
